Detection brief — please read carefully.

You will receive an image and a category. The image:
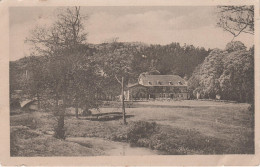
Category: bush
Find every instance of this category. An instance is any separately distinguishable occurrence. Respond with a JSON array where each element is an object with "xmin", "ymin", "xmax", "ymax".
[
  {"xmin": 41, "ymin": 99, "xmax": 56, "ymax": 112},
  {"xmin": 10, "ymin": 129, "xmax": 19, "ymax": 156},
  {"xmin": 10, "ymin": 113, "xmax": 38, "ymax": 129},
  {"xmin": 10, "ymin": 98, "xmax": 21, "ymax": 110},
  {"xmin": 150, "ymin": 128, "xmax": 227, "ymax": 154},
  {"xmin": 126, "ymin": 122, "xmax": 229, "ymax": 154},
  {"xmin": 10, "ymin": 126, "xmax": 41, "ymax": 156},
  {"xmin": 127, "ymin": 121, "xmax": 159, "ymax": 144}
]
